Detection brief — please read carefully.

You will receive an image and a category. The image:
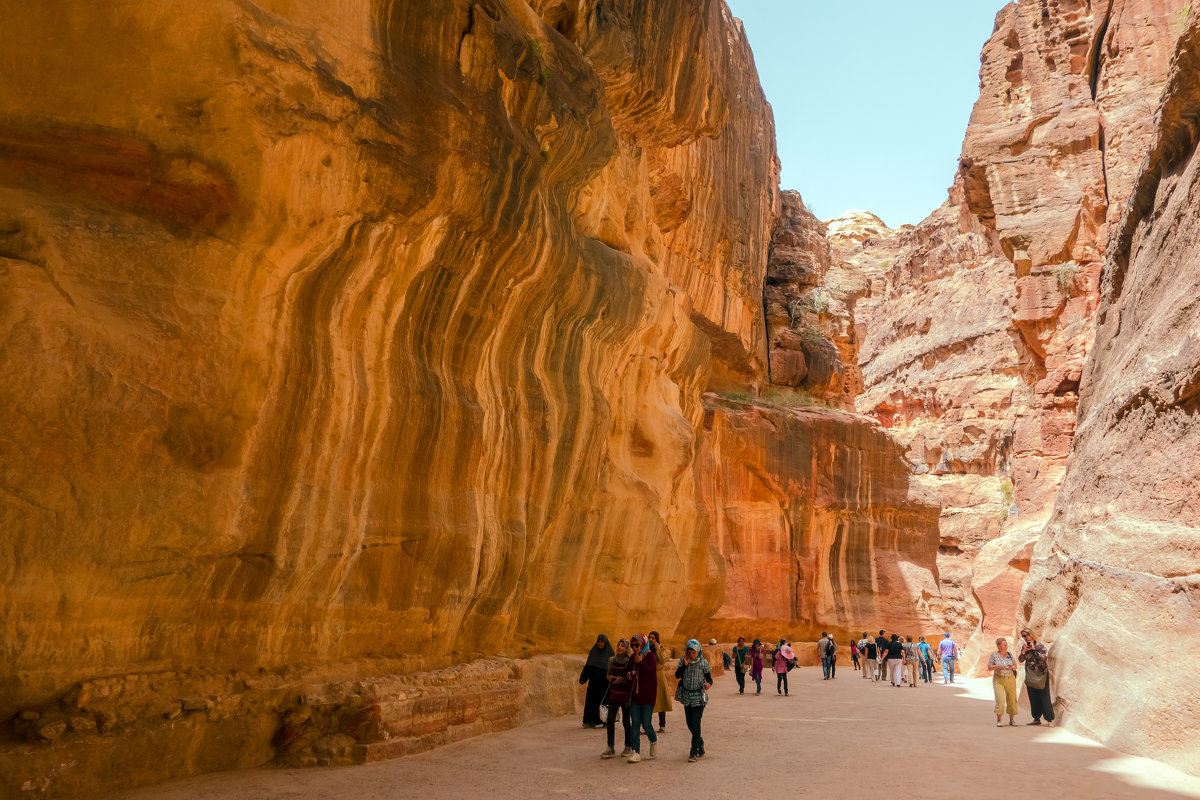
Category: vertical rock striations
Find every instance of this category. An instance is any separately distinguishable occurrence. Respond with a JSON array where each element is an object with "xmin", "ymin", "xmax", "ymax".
[
  {"xmin": 854, "ymin": 0, "xmax": 1185, "ymax": 669},
  {"xmin": 0, "ymin": 0, "xmax": 779, "ymax": 793},
  {"xmin": 1021, "ymin": 4, "xmax": 1200, "ymax": 776}
]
